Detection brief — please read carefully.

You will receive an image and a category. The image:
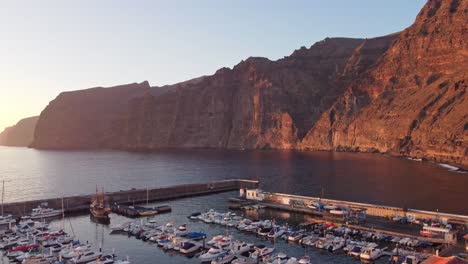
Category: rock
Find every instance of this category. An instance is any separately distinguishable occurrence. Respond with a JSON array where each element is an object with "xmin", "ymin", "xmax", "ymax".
[
  {"xmin": 0, "ymin": 116, "xmax": 38, "ymax": 147},
  {"xmin": 31, "ymin": 82, "xmax": 150, "ymax": 149}
]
